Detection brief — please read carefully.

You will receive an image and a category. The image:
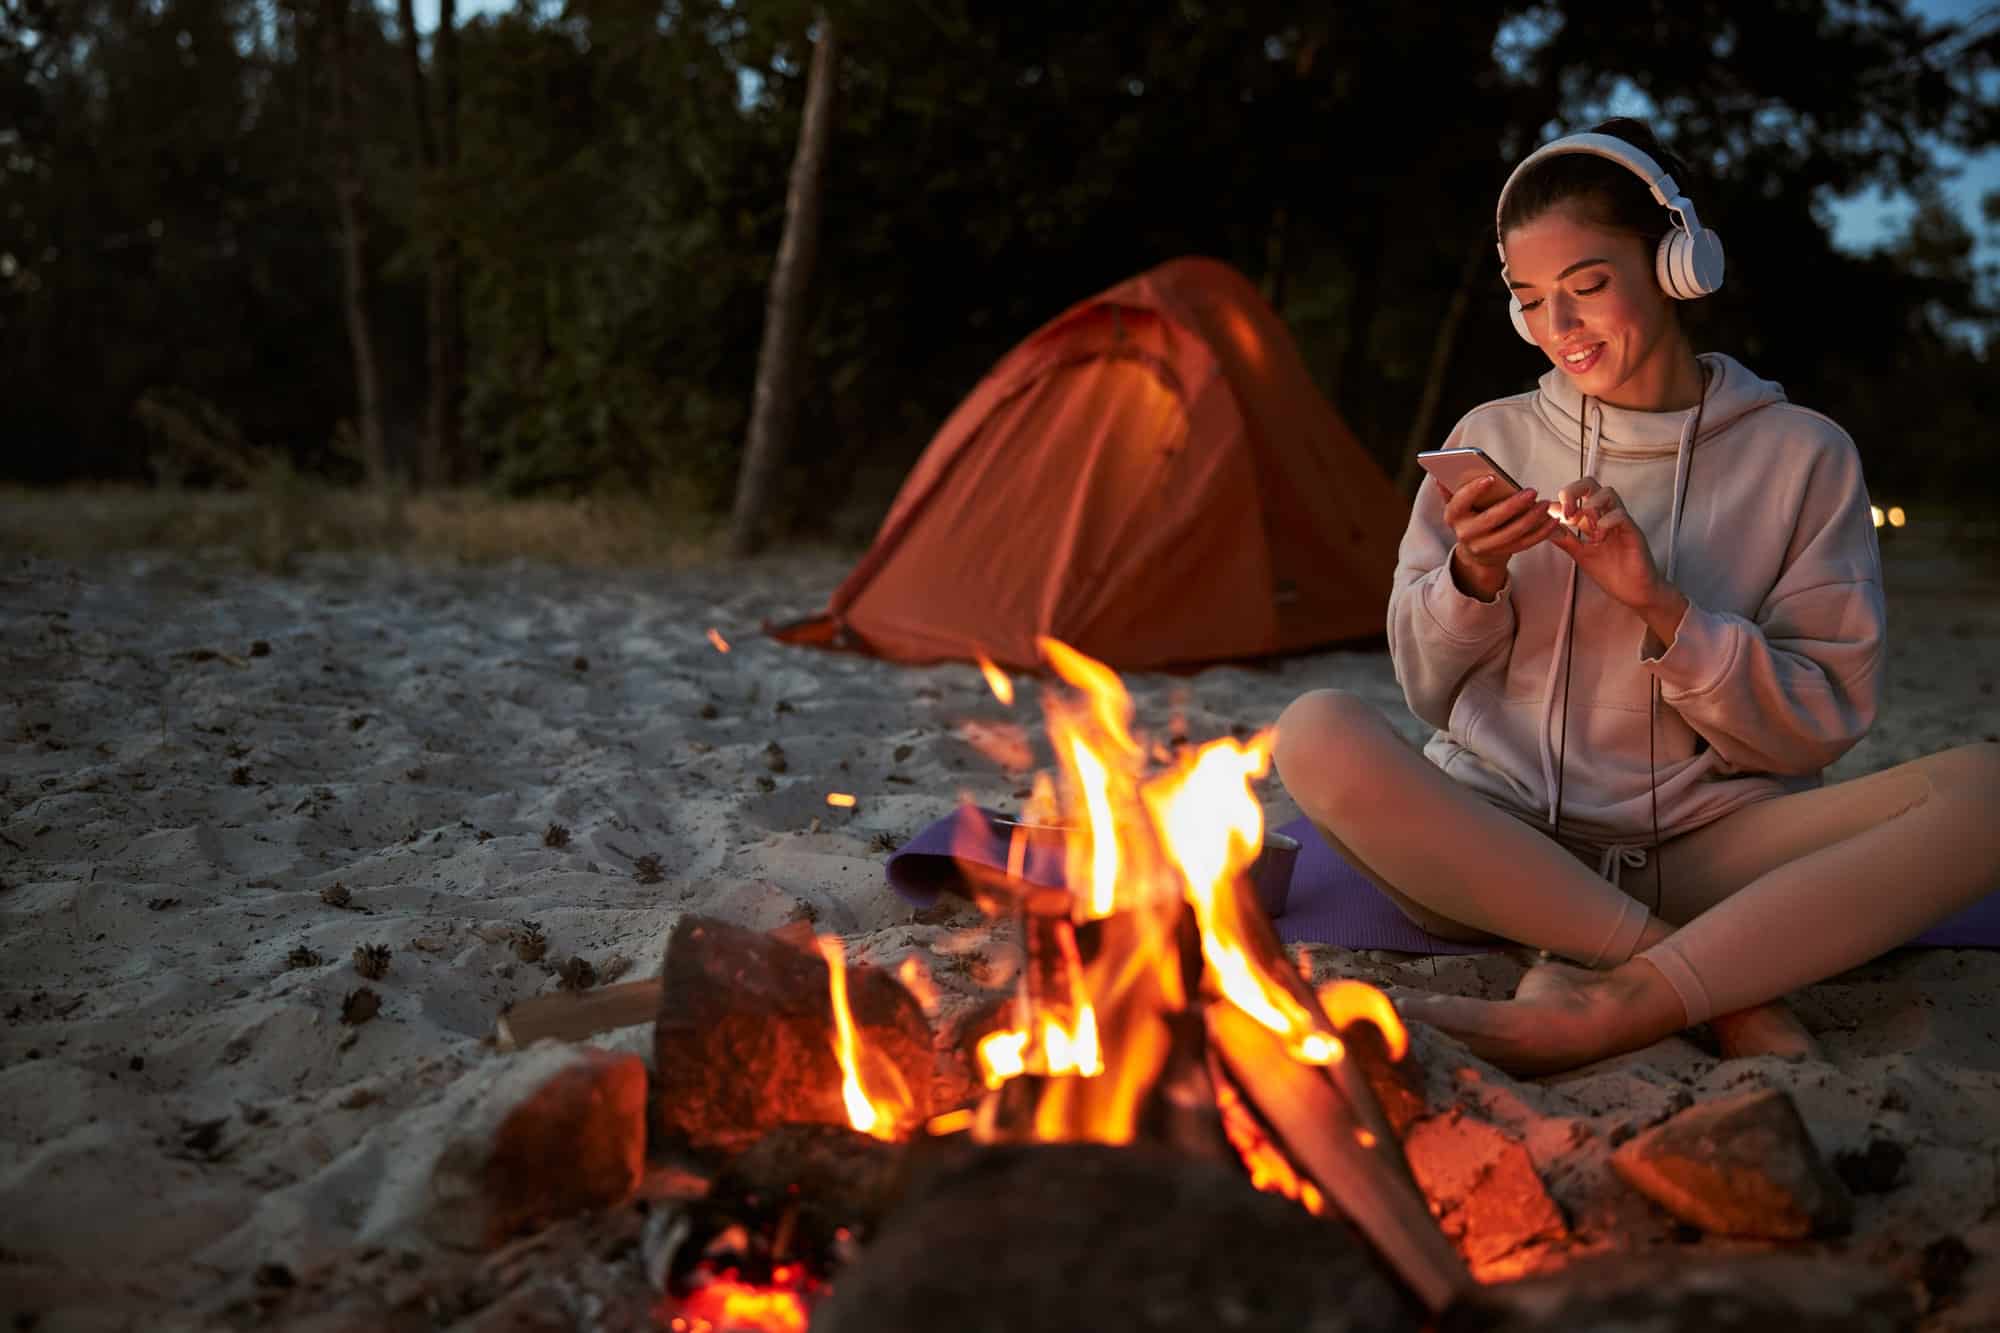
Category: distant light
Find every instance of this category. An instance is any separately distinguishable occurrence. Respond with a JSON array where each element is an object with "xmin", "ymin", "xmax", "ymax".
[
  {"xmin": 825, "ymin": 792, "xmax": 857, "ymax": 808},
  {"xmin": 706, "ymin": 628, "xmax": 731, "ymax": 653},
  {"xmin": 1888, "ymin": 506, "xmax": 1907, "ymax": 528},
  {"xmin": 1871, "ymin": 506, "xmax": 1885, "ymax": 529}
]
